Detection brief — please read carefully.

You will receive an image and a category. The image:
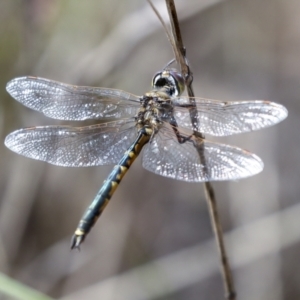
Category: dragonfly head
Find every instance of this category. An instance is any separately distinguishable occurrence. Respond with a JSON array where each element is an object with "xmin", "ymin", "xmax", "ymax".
[{"xmin": 152, "ymin": 69, "xmax": 185, "ymax": 97}]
